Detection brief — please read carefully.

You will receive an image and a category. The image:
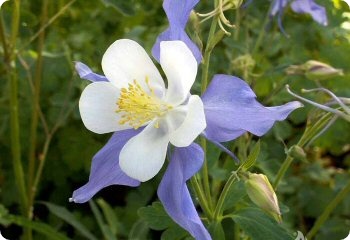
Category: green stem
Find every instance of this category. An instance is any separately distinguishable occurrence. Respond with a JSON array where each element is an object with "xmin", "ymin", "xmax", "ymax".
[
  {"xmin": 19, "ymin": 0, "xmax": 77, "ymax": 52},
  {"xmin": 272, "ymin": 155, "xmax": 293, "ymax": 189},
  {"xmin": 213, "ymin": 172, "xmax": 238, "ymax": 220},
  {"xmin": 190, "ymin": 177, "xmax": 213, "ymax": 221},
  {"xmin": 0, "ymin": 13, "xmax": 9, "ymax": 62},
  {"xmin": 273, "ymin": 112, "xmax": 335, "ymax": 189},
  {"xmin": 32, "ymin": 135, "xmax": 52, "ymax": 202},
  {"xmin": 8, "ymin": 0, "xmax": 27, "ymax": 214},
  {"xmin": 27, "ymin": 0, "xmax": 48, "ymax": 219},
  {"xmin": 306, "ymin": 179, "xmax": 350, "ymax": 239},
  {"xmin": 252, "ymin": 2, "xmax": 273, "ymax": 55},
  {"xmin": 198, "ymin": 13, "xmax": 219, "ymax": 212},
  {"xmin": 233, "ymin": 7, "xmax": 240, "ymax": 41}
]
